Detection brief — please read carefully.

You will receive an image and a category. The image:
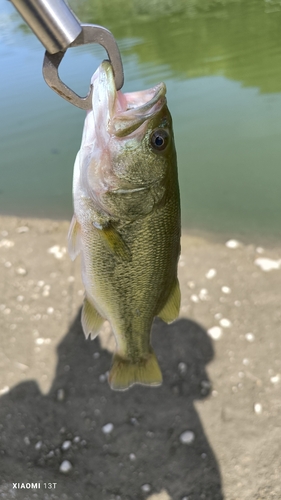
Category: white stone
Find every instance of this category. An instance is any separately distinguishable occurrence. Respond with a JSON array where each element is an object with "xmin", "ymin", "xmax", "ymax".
[
  {"xmin": 17, "ymin": 226, "xmax": 29, "ymax": 233},
  {"xmin": 141, "ymin": 484, "xmax": 151, "ymax": 493},
  {"xmin": 59, "ymin": 460, "xmax": 72, "ymax": 473},
  {"xmin": 190, "ymin": 294, "xmax": 199, "ymax": 303},
  {"xmin": 16, "ymin": 267, "xmax": 27, "ymax": 275},
  {"xmin": 254, "ymin": 403, "xmax": 262, "ymax": 414},
  {"xmin": 207, "ymin": 326, "xmax": 223, "ymax": 340},
  {"xmin": 0, "ymin": 239, "xmax": 14, "ymax": 248},
  {"xmin": 102, "ymin": 423, "xmax": 114, "ymax": 434},
  {"xmin": 255, "ymin": 258, "xmax": 281, "ymax": 272},
  {"xmin": 199, "ymin": 289, "xmax": 209, "ymax": 301},
  {"xmin": 256, "ymin": 247, "xmax": 264, "ymax": 254},
  {"xmin": 180, "ymin": 430, "xmax": 195, "ymax": 444},
  {"xmin": 35, "ymin": 441, "xmax": 42, "ymax": 450},
  {"xmin": 0, "ymin": 386, "xmax": 9, "ymax": 395},
  {"xmin": 225, "ymin": 239, "xmax": 242, "ymax": 249},
  {"xmin": 219, "ymin": 318, "xmax": 232, "ymax": 328},
  {"xmin": 48, "ymin": 245, "xmax": 67, "ymax": 259},
  {"xmin": 245, "ymin": 333, "xmax": 255, "ymax": 342},
  {"xmin": 129, "ymin": 453, "xmax": 136, "ymax": 461},
  {"xmin": 221, "ymin": 286, "xmax": 231, "ymax": 294},
  {"xmin": 270, "ymin": 374, "xmax": 280, "ymax": 384},
  {"xmin": 61, "ymin": 440, "xmax": 71, "ymax": 451},
  {"xmin": 205, "ymin": 268, "xmax": 217, "ymax": 279},
  {"xmin": 178, "ymin": 362, "xmax": 187, "ymax": 374}
]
